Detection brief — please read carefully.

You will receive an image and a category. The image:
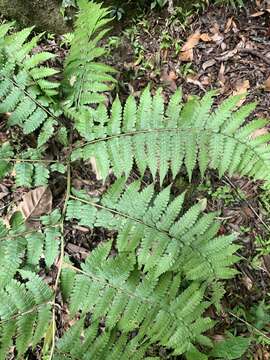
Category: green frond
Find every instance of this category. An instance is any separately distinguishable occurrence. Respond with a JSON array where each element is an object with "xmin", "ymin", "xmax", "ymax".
[
  {"xmin": 54, "ymin": 320, "xmax": 150, "ymax": 360},
  {"xmin": 67, "ymin": 179, "xmax": 238, "ymax": 281},
  {"xmin": 59, "ymin": 241, "xmax": 213, "ymax": 355},
  {"xmin": 71, "ymin": 88, "xmax": 270, "ymax": 184},
  {"xmin": 63, "ymin": 0, "xmax": 115, "ymax": 109},
  {"xmin": 0, "ymin": 274, "xmax": 53, "ymax": 358},
  {"xmin": 0, "ymin": 25, "xmax": 60, "ymax": 136}
]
